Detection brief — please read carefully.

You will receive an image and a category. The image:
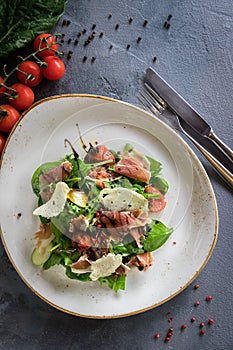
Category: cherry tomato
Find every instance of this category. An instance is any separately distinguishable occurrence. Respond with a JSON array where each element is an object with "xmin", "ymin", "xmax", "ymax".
[
  {"xmin": 145, "ymin": 186, "xmax": 166, "ymax": 213},
  {"xmin": 0, "ymin": 76, "xmax": 6, "ymax": 98},
  {"xmin": 34, "ymin": 34, "xmax": 58, "ymax": 58},
  {"xmin": 0, "ymin": 132, "xmax": 7, "ymax": 155},
  {"xmin": 0, "ymin": 105, "xmax": 20, "ymax": 133},
  {"xmin": 17, "ymin": 61, "xmax": 43, "ymax": 87},
  {"xmin": 41, "ymin": 56, "xmax": 65, "ymax": 81},
  {"xmin": 8, "ymin": 83, "xmax": 34, "ymax": 111}
]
